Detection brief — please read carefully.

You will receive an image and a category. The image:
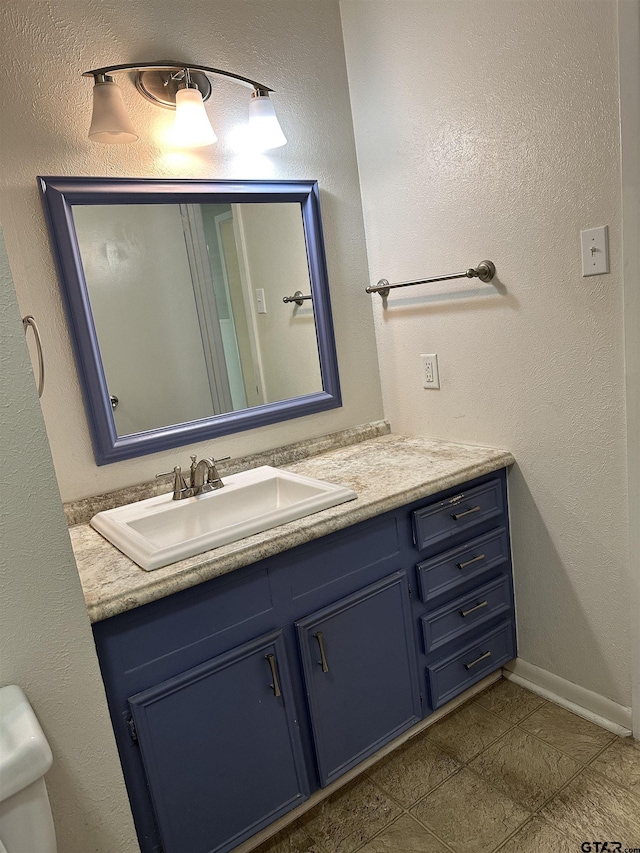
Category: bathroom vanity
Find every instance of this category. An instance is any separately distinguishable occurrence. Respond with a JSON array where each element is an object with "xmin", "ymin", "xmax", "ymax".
[{"xmin": 71, "ymin": 432, "xmax": 516, "ymax": 853}]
